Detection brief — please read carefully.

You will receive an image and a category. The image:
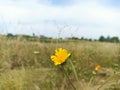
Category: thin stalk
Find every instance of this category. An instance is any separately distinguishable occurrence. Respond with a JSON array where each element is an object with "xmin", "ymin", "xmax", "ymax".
[
  {"xmin": 62, "ymin": 65, "xmax": 76, "ymax": 90},
  {"xmin": 69, "ymin": 60, "xmax": 79, "ymax": 82},
  {"xmin": 88, "ymin": 76, "xmax": 94, "ymax": 86}
]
